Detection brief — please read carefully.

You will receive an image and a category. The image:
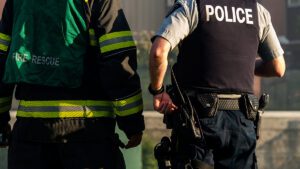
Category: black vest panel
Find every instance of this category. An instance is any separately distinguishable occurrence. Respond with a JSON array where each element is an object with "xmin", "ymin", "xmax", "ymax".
[{"xmin": 175, "ymin": 0, "xmax": 259, "ymax": 93}]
